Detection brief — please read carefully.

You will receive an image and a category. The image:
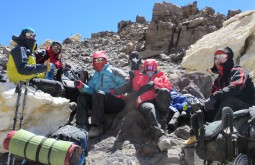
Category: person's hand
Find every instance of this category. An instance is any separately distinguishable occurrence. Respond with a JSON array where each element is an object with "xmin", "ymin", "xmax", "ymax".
[
  {"xmin": 129, "ymin": 51, "xmax": 141, "ymax": 70},
  {"xmin": 74, "ymin": 79, "xmax": 84, "ymax": 89},
  {"xmin": 137, "ymin": 81, "xmax": 154, "ymax": 96},
  {"xmin": 147, "ymin": 81, "xmax": 154, "ymax": 87},
  {"xmin": 204, "ymin": 97, "xmax": 216, "ymax": 111},
  {"xmin": 110, "ymin": 89, "xmax": 115, "ymax": 95}
]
